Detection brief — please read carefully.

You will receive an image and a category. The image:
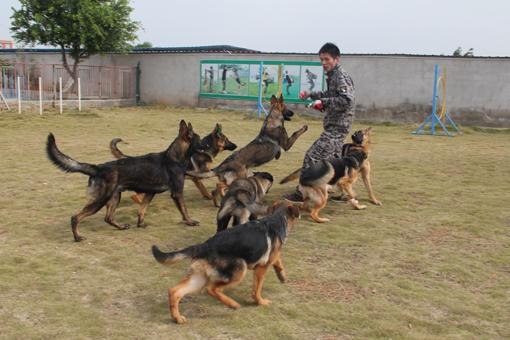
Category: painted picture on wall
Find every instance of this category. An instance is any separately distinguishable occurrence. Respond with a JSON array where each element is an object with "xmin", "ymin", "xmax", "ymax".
[
  {"xmin": 282, "ymin": 65, "xmax": 300, "ymax": 100},
  {"xmin": 300, "ymin": 65, "xmax": 323, "ymax": 93},
  {"xmin": 200, "ymin": 60, "xmax": 323, "ymax": 103}
]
